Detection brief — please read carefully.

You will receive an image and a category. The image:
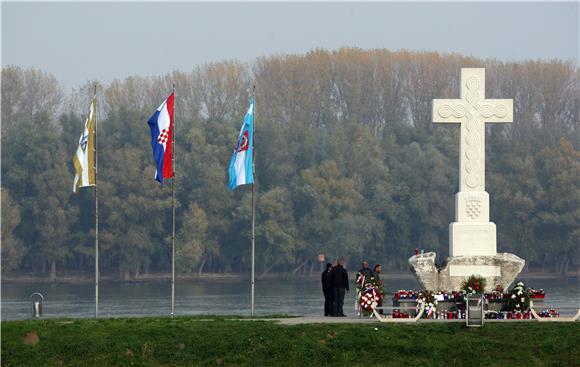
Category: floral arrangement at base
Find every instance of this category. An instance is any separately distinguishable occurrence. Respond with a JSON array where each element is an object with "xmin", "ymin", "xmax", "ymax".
[
  {"xmin": 538, "ymin": 308, "xmax": 559, "ymax": 318},
  {"xmin": 507, "ymin": 281, "xmax": 530, "ymax": 313},
  {"xmin": 528, "ymin": 288, "xmax": 545, "ymax": 299},
  {"xmin": 393, "ymin": 289, "xmax": 418, "ymax": 300},
  {"xmin": 461, "ymin": 274, "xmax": 487, "ymax": 294},
  {"xmin": 356, "ymin": 274, "xmax": 384, "ymax": 317},
  {"xmin": 417, "ymin": 290, "xmax": 438, "ymax": 318},
  {"xmin": 359, "ymin": 288, "xmax": 381, "ymax": 316}
]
